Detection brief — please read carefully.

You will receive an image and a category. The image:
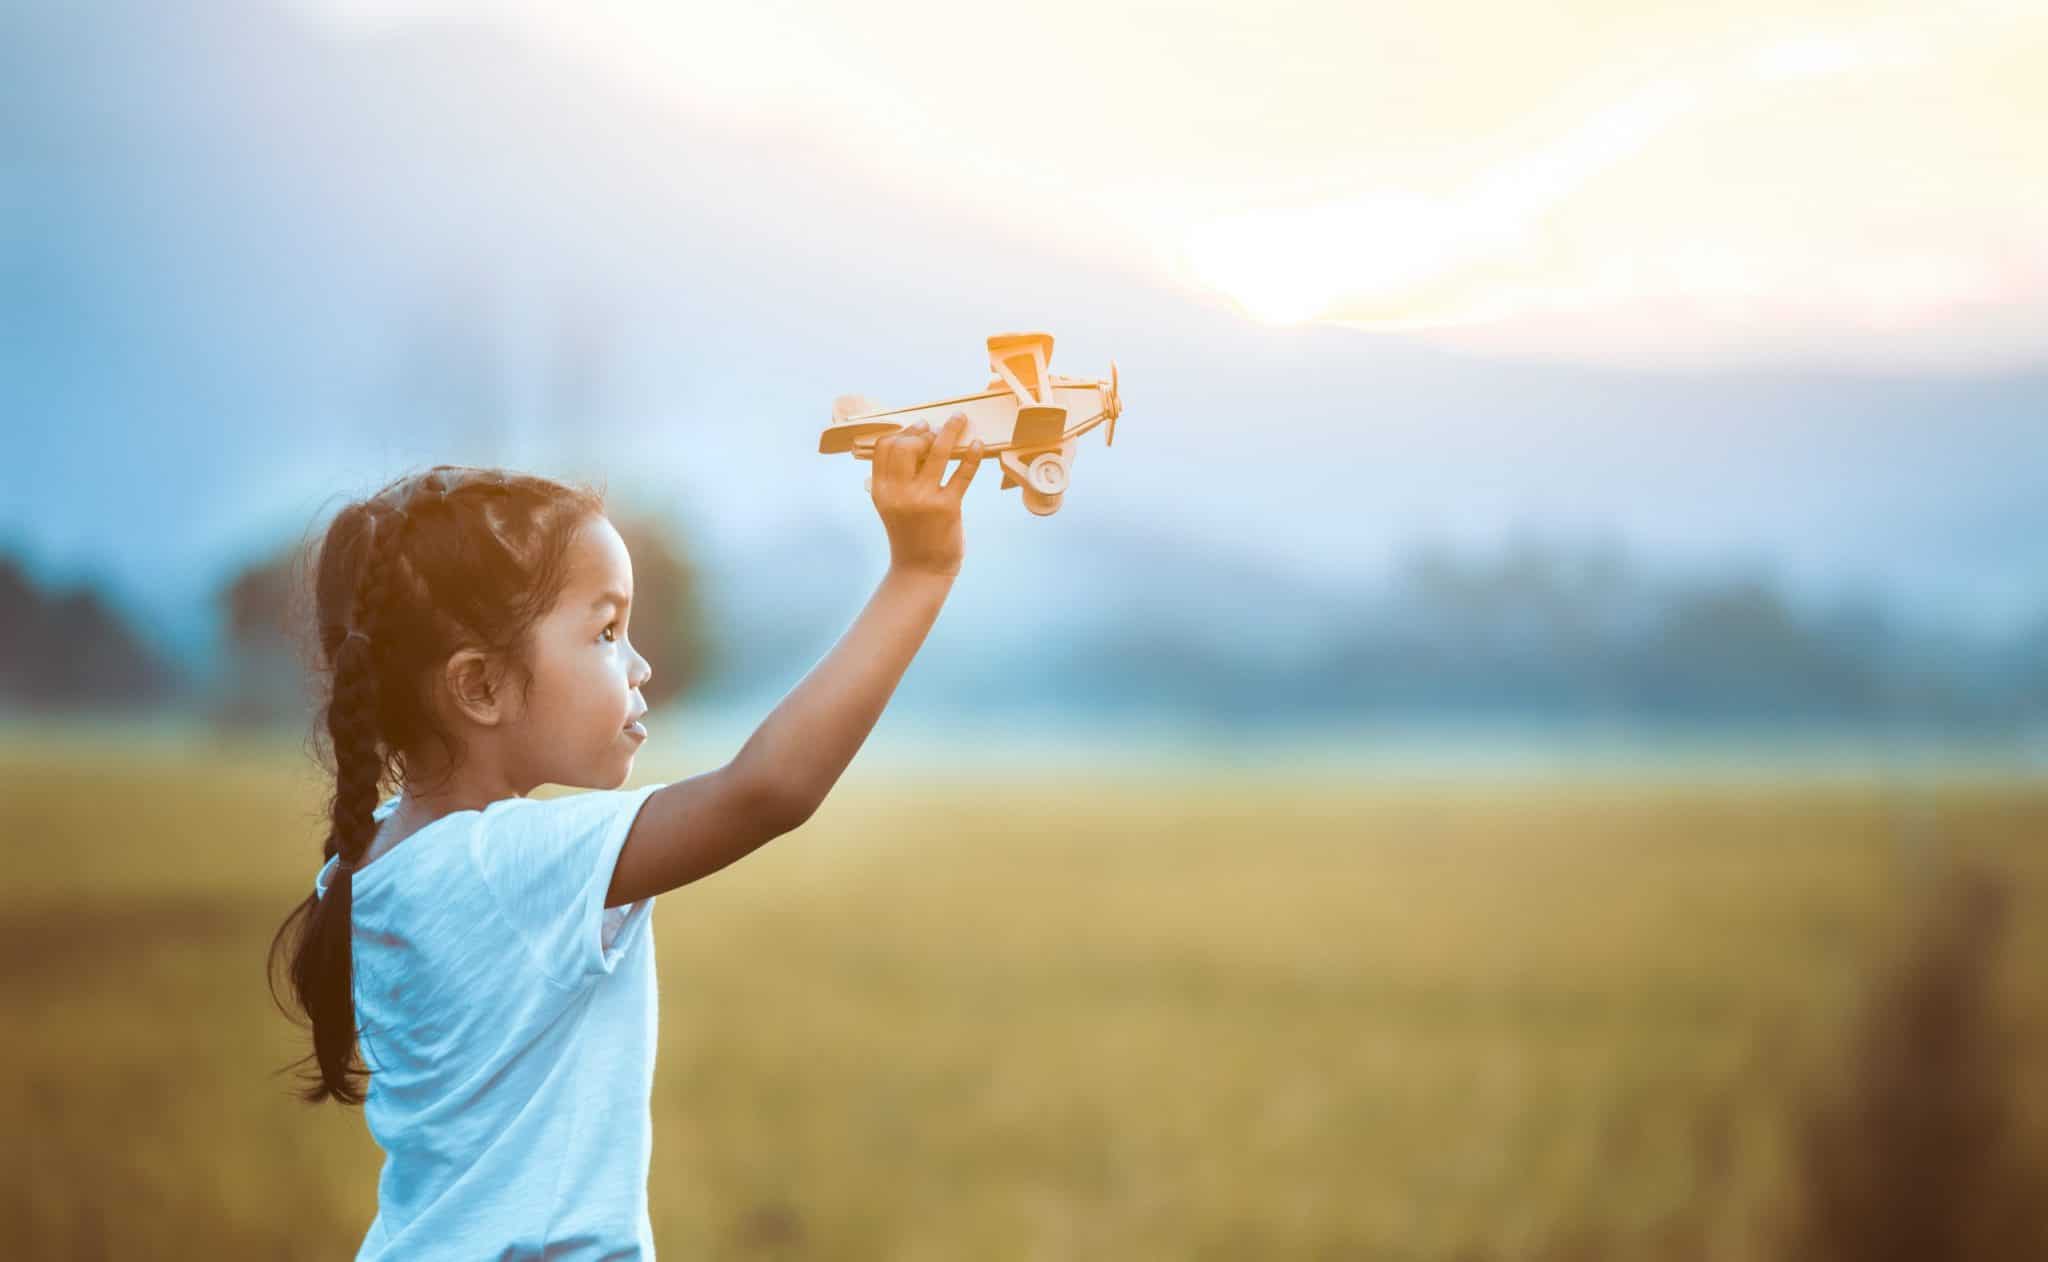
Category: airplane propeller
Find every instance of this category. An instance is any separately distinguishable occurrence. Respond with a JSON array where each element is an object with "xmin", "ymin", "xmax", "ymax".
[{"xmin": 1104, "ymin": 361, "xmax": 1119, "ymax": 447}]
